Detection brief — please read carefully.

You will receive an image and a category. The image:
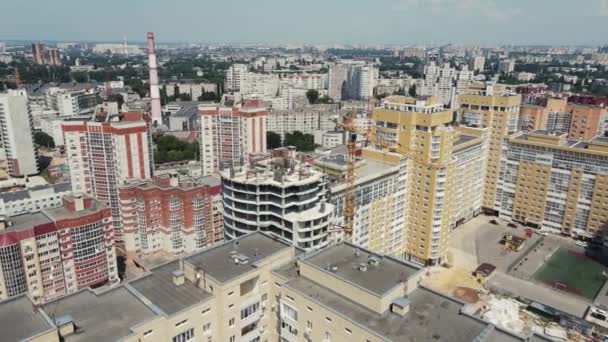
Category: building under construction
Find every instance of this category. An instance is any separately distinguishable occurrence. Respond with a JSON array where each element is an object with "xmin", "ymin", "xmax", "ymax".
[{"xmin": 220, "ymin": 147, "xmax": 333, "ymax": 250}]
